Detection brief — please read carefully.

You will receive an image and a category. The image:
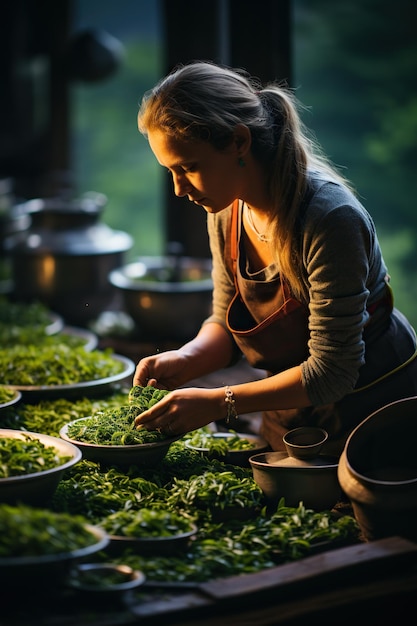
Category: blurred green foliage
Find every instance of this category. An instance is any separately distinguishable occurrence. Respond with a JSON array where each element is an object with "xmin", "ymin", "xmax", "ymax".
[
  {"xmin": 72, "ymin": 39, "xmax": 164, "ymax": 259},
  {"xmin": 72, "ymin": 1, "xmax": 417, "ymax": 328},
  {"xmin": 294, "ymin": 0, "xmax": 417, "ymax": 327}
]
